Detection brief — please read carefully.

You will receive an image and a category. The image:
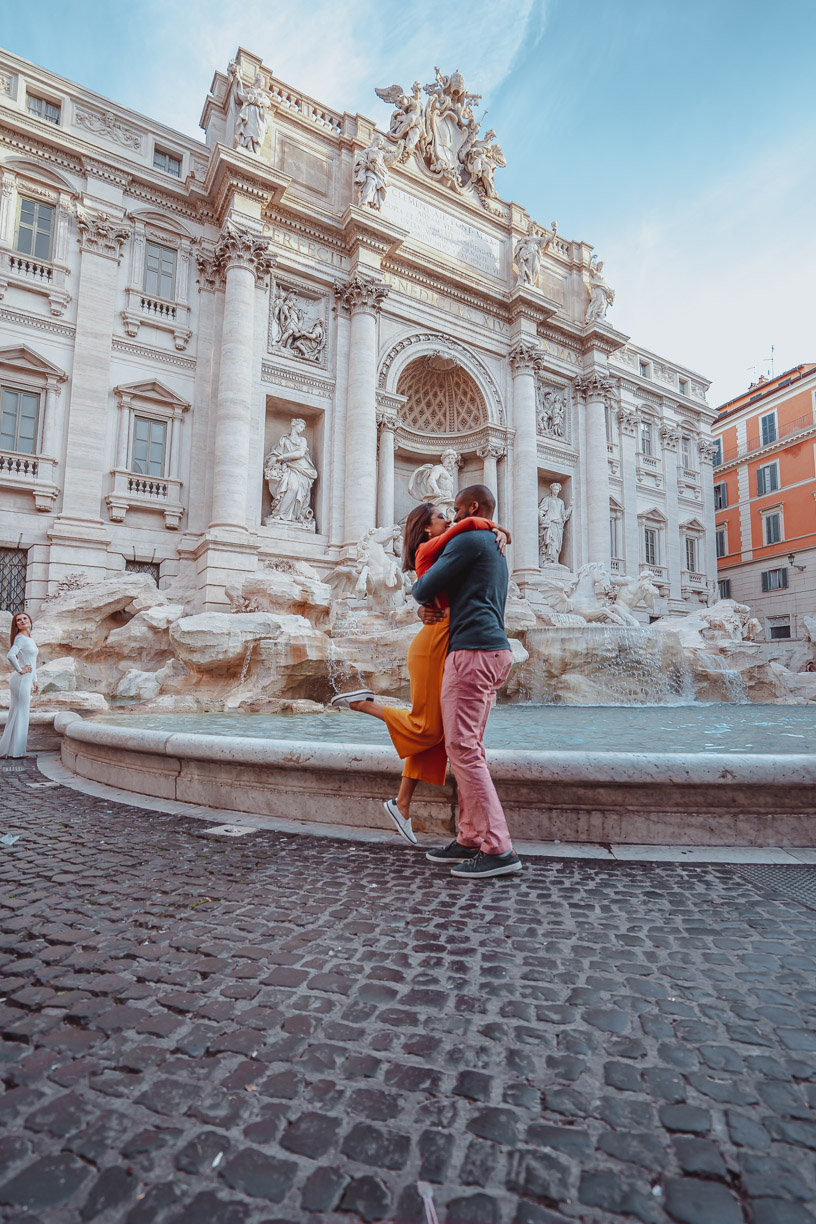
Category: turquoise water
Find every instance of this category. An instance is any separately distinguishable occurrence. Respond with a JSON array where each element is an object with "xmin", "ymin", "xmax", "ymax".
[{"xmin": 95, "ymin": 704, "xmax": 815, "ymax": 755}]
